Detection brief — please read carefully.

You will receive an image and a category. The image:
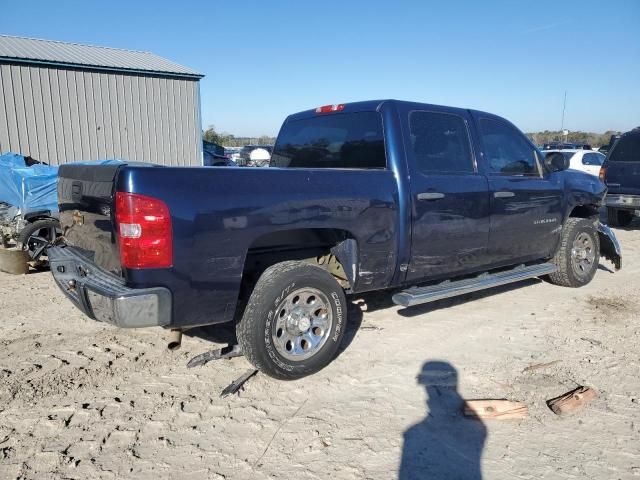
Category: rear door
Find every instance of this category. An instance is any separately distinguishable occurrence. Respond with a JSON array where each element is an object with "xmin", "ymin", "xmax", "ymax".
[
  {"xmin": 604, "ymin": 131, "xmax": 640, "ymax": 195},
  {"xmin": 402, "ymin": 107, "xmax": 490, "ymax": 282},
  {"xmin": 474, "ymin": 116, "xmax": 563, "ymax": 265}
]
